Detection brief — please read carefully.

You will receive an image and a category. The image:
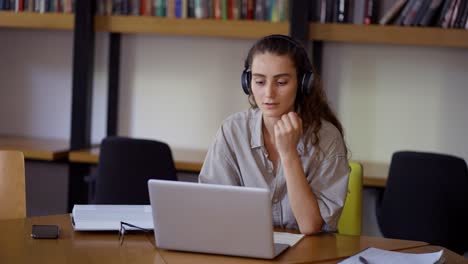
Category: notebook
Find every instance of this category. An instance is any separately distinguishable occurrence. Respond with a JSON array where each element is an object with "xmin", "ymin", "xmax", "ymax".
[
  {"xmin": 147, "ymin": 179, "xmax": 290, "ymax": 259},
  {"xmin": 71, "ymin": 204, "xmax": 153, "ymax": 231}
]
